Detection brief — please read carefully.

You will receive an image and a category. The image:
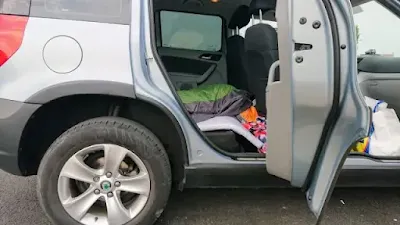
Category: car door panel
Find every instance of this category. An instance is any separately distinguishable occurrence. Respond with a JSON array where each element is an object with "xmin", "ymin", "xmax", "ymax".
[
  {"xmin": 161, "ymin": 56, "xmax": 215, "ymax": 76},
  {"xmin": 267, "ymin": 0, "xmax": 370, "ymax": 221},
  {"xmin": 358, "ymin": 56, "xmax": 400, "ymax": 73},
  {"xmin": 158, "ymin": 47, "xmax": 227, "ymax": 89},
  {"xmin": 267, "ymin": 0, "xmax": 336, "ymax": 186},
  {"xmin": 306, "ymin": 95, "xmax": 370, "ymax": 218},
  {"xmin": 358, "ymin": 57, "xmax": 400, "ymax": 117},
  {"xmin": 306, "ymin": 0, "xmax": 370, "ymax": 219}
]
